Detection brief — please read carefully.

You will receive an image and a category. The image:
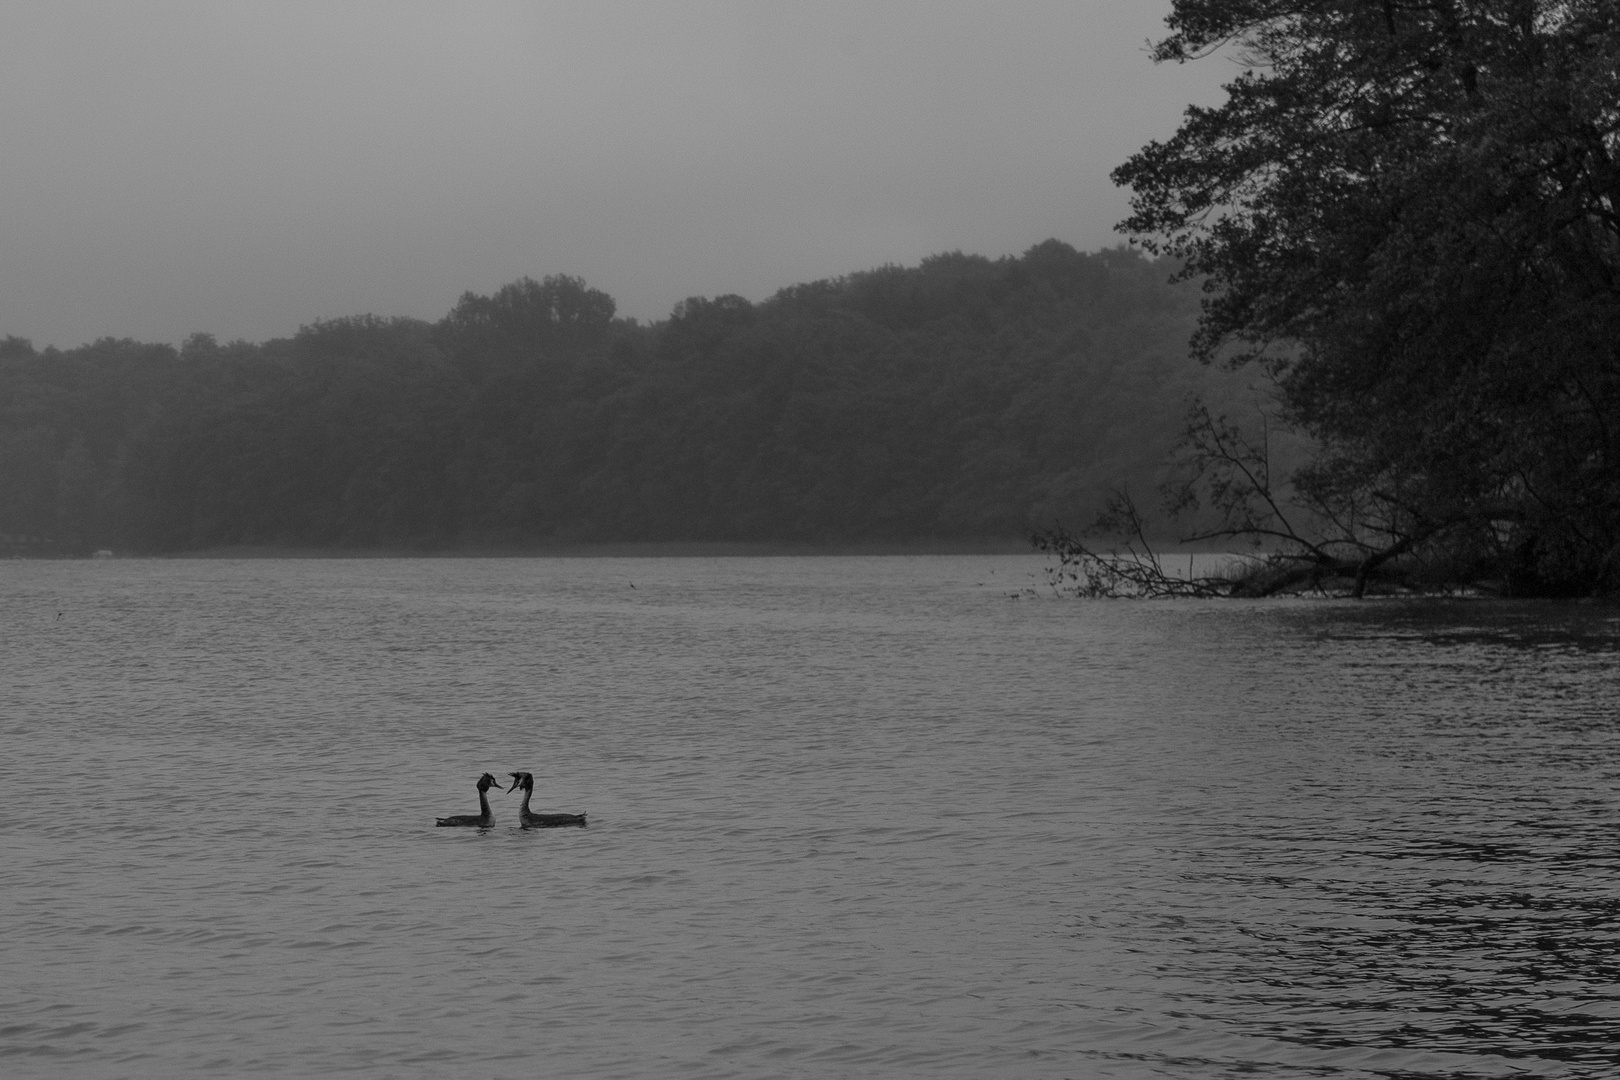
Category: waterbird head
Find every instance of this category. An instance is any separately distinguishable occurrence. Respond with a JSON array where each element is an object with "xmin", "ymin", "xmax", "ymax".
[
  {"xmin": 476, "ymin": 772, "xmax": 499, "ymax": 791},
  {"xmin": 505, "ymin": 772, "xmax": 524, "ymax": 793}
]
